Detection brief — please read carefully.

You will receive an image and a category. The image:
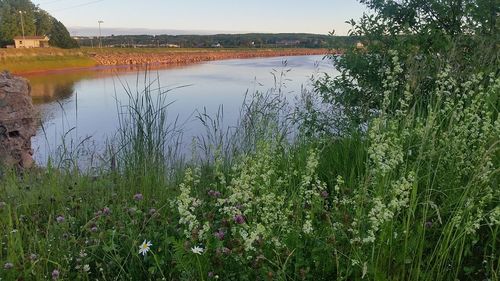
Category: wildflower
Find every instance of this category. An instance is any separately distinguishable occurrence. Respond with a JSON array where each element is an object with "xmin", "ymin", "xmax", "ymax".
[
  {"xmin": 133, "ymin": 193, "xmax": 143, "ymax": 201},
  {"xmin": 83, "ymin": 264, "xmax": 90, "ymax": 272},
  {"xmin": 208, "ymin": 272, "xmax": 214, "ymax": 278},
  {"xmin": 233, "ymin": 214, "xmax": 245, "ymax": 224},
  {"xmin": 148, "ymin": 208, "xmax": 157, "ymax": 216},
  {"xmin": 214, "ymin": 229, "xmax": 225, "ymax": 240},
  {"xmin": 4, "ymin": 262, "xmax": 14, "ymax": 269},
  {"xmin": 424, "ymin": 221, "xmax": 433, "ymax": 229},
  {"xmin": 177, "ymin": 168, "xmax": 202, "ymax": 239},
  {"xmin": 139, "ymin": 240, "xmax": 152, "ymax": 256},
  {"xmin": 303, "ymin": 219, "xmax": 313, "ymax": 234},
  {"xmin": 51, "ymin": 269, "xmax": 60, "ymax": 280},
  {"xmin": 56, "ymin": 215, "xmax": 65, "ymax": 223},
  {"xmin": 29, "ymin": 253, "xmax": 38, "ymax": 261},
  {"xmin": 191, "ymin": 245, "xmax": 204, "ymax": 255},
  {"xmin": 321, "ymin": 191, "xmax": 329, "ymax": 198},
  {"xmin": 79, "ymin": 250, "xmax": 87, "ymax": 258},
  {"xmin": 102, "ymin": 207, "xmax": 111, "ymax": 215},
  {"xmin": 208, "ymin": 190, "xmax": 221, "ymax": 198},
  {"xmin": 90, "ymin": 226, "xmax": 98, "ymax": 233}
]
